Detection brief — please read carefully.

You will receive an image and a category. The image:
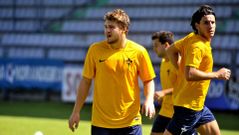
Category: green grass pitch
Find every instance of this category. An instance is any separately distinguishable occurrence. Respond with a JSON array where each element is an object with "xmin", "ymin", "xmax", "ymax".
[{"xmin": 0, "ymin": 101, "xmax": 238, "ymax": 135}]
